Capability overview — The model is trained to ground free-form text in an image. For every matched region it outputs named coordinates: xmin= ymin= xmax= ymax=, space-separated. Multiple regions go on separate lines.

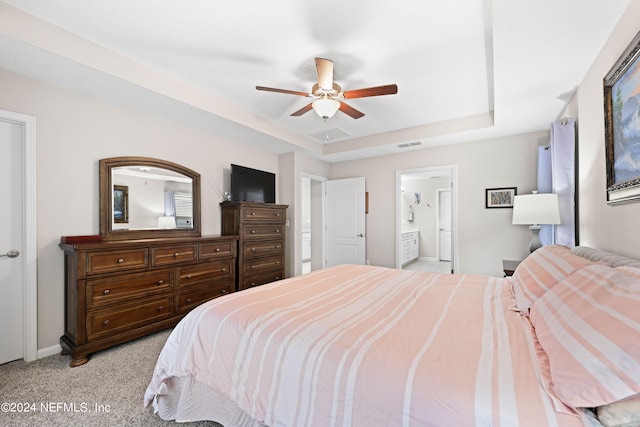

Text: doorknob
xmin=356 ymin=233 xmax=364 ymax=237
xmin=0 ymin=249 xmax=20 ymax=258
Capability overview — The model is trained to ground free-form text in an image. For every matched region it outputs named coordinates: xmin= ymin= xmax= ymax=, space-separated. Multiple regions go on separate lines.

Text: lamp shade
xmin=157 ymin=216 xmax=176 ymax=229
xmin=512 ymin=193 xmax=560 ymax=225
xmin=312 ymin=98 xmax=340 ymax=119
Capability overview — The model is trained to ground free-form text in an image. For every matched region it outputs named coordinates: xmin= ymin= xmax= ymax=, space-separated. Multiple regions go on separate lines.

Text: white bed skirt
xmin=148 ymin=375 xmax=263 ymax=427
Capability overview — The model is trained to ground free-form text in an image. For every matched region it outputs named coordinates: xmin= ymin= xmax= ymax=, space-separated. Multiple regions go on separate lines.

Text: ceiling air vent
xmin=397 ymin=141 xmax=422 ymax=148
xmin=310 ymin=128 xmax=350 ymax=143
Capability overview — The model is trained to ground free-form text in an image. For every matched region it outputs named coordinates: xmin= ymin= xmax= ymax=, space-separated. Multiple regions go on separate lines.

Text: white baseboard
xmin=37 ymin=344 xmax=62 ymax=359
xmin=420 ymin=256 xmax=438 ymax=262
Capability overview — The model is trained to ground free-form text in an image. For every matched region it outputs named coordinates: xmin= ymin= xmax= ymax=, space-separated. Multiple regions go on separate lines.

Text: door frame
xmin=1 ymin=109 xmax=37 ymax=362
xmin=297 ymin=172 xmax=327 ymax=276
xmin=395 ymin=165 xmax=458 ymax=272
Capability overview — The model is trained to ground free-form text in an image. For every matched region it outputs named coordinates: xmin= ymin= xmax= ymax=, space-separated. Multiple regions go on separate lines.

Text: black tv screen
xmin=230 ymin=164 xmax=276 ymax=203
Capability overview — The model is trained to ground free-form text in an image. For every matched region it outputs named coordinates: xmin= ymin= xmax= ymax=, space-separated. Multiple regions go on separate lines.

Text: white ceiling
xmin=0 ymin=0 xmax=632 ymax=162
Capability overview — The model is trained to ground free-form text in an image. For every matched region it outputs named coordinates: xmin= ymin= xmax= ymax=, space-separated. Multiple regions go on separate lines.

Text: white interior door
xmin=1 ymin=118 xmax=24 ymax=364
xmin=325 ymin=177 xmax=366 ymax=266
xmin=438 ymin=189 xmax=452 ymax=262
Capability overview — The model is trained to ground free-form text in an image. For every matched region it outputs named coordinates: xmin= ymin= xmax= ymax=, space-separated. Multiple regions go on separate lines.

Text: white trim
xmin=395 ymin=165 xmax=459 ymax=273
xmin=297 ymin=172 xmax=327 ymax=276
xmin=0 ymin=109 xmax=37 ymax=362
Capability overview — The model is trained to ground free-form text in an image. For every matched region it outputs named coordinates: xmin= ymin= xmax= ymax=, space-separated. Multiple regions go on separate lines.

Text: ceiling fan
xmin=256 ymin=58 xmax=398 ymax=120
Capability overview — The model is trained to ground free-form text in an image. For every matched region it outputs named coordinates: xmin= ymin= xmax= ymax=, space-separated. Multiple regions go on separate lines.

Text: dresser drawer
xmin=176 ymin=282 xmax=230 ymax=314
xmin=152 ymin=245 xmax=197 ymax=266
xmin=243 ymin=255 xmax=283 ymax=276
xmin=241 ymin=224 xmax=284 ymax=240
xmin=177 ymin=260 xmax=232 ymax=287
xmin=86 ymin=297 xmax=173 ymax=341
xmin=87 ymin=249 xmax=149 ymax=274
xmin=200 ymin=241 xmax=234 ymax=259
xmin=241 ymin=205 xmax=286 ymax=222
xmin=85 ymin=270 xmax=173 ymax=308
xmin=242 ymin=270 xmax=284 ymax=289
xmin=243 ymin=240 xmax=284 ymax=259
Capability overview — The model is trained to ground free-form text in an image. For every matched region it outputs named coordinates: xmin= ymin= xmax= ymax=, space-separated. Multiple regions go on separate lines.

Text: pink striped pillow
xmin=511 ymin=245 xmax=596 ymax=314
xmin=530 ymin=264 xmax=640 ymax=408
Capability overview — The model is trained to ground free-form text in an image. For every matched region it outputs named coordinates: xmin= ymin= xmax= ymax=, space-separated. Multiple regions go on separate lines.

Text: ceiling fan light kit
xmin=312 ymin=98 xmax=340 ymax=119
xmin=256 ymin=57 xmax=397 ymax=121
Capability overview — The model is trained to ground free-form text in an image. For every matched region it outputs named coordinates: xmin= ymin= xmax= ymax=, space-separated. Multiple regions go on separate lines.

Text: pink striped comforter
xmin=145 ymin=264 xmax=587 ymax=427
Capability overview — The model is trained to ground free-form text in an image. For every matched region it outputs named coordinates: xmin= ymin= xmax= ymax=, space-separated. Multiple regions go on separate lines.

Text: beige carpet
xmin=0 ymin=329 xmax=221 ymax=426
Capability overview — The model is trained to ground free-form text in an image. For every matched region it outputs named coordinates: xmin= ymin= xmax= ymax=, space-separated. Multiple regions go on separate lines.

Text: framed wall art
xmin=485 ymin=187 xmax=517 ymax=208
xmin=604 ymin=30 xmax=640 ymax=205
xmin=113 ymin=185 xmax=129 ymax=223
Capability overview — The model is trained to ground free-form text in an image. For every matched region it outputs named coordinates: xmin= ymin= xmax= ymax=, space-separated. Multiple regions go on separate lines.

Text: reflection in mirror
xmin=99 ymin=157 xmax=201 ymax=241
xmin=111 ymin=166 xmax=193 ymax=230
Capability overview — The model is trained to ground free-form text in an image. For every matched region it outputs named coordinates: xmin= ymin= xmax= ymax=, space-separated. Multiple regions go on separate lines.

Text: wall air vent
xmin=397 ymin=141 xmax=422 ymax=148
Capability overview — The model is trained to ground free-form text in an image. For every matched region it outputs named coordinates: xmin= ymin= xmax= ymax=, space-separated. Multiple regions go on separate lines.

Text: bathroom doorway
xmin=396 ymin=165 xmax=458 ymax=273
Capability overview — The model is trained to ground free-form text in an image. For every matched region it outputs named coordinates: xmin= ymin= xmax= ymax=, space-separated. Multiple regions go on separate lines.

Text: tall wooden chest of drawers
xmin=59 ymin=235 xmax=237 ymax=367
xmin=220 ymin=202 xmax=288 ymax=291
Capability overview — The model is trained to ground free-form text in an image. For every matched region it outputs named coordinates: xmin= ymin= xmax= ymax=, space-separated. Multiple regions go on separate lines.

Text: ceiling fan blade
xmin=256 ymin=86 xmax=309 ymax=97
xmin=343 ymin=84 xmax=398 ymax=99
xmin=291 ymin=103 xmax=314 ymax=116
xmin=315 ymin=58 xmax=334 ymax=91
xmin=339 ymin=102 xmax=365 ymax=119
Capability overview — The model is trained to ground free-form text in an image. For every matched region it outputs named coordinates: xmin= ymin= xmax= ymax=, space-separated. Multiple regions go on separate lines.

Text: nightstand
xmin=502 ymin=260 xmax=521 ymax=277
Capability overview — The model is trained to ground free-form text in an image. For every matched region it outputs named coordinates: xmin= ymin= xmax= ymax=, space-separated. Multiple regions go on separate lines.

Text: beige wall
xmin=572 ymin=0 xmax=640 ymax=259
xmin=330 ymin=131 xmax=548 ymax=275
xmin=0 ymin=70 xmax=282 ymax=351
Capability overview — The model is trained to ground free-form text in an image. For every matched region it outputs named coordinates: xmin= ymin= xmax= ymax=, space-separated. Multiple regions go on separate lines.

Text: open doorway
xmin=300 ymin=174 xmax=325 ymax=275
xmin=395 ymin=165 xmax=458 ymax=273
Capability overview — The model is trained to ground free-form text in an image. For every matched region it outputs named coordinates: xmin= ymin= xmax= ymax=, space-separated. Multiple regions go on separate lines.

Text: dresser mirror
xmin=99 ymin=156 xmax=201 ymax=240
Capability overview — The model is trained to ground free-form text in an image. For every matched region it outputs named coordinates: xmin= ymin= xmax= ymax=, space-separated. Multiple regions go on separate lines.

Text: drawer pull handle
xmin=251 ymin=265 xmax=255 ymax=269
xmin=103 ymin=289 xmax=110 ymax=295
xmin=215 ymin=247 xmax=221 ymax=252
xmin=221 ymin=289 xmax=228 ymax=294
xmin=276 ymin=213 xmax=280 ymax=217
xmin=275 ymin=245 xmax=281 ymax=249
xmin=251 ymin=212 xmax=256 ymax=216
xmin=275 ymin=276 xmax=281 ymax=280
xmin=251 ymin=282 xmax=256 ymax=287
xmin=186 ymin=274 xmax=192 ymax=279
xmin=174 ymin=252 xmax=180 ymax=257
xmin=157 ymin=280 xmax=164 ymax=285
xmin=276 ymin=261 xmax=280 ymax=264
xmin=275 ymin=229 xmax=280 ymax=233
xmin=117 ymin=258 xmax=124 ymax=263
xmin=251 ymin=230 xmax=256 ymax=234
xmin=221 ymin=267 xmax=227 ymax=272
xmin=158 ymin=306 xmax=164 ymax=311
xmin=250 ymin=248 xmax=256 ymax=252
xmin=186 ymin=298 xmax=192 ymax=304
xmin=103 ymin=319 xmax=110 ymax=326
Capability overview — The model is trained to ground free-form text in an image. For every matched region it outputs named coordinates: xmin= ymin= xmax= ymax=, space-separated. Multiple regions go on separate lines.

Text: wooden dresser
xmin=220 ymin=202 xmax=288 ymax=291
xmin=59 ymin=235 xmax=237 ymax=367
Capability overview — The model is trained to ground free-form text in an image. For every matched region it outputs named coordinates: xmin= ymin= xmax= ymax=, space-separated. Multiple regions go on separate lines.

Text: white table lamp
xmin=512 ymin=192 xmax=560 ymax=252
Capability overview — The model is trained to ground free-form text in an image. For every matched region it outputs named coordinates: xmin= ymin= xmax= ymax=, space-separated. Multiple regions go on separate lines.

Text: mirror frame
xmin=99 ymin=156 xmax=201 ymax=241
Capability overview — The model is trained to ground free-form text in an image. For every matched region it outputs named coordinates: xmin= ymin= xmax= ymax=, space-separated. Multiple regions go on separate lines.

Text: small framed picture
xmin=485 ymin=187 xmax=517 ymax=208
xmin=113 ymin=185 xmax=129 ymax=223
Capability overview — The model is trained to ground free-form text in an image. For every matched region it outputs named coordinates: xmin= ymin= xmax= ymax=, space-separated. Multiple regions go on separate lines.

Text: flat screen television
xmin=230 ymin=164 xmax=276 ymax=203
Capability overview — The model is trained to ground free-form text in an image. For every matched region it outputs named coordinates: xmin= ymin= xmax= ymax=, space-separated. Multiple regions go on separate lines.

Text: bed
xmin=144 ymin=245 xmax=640 ymax=427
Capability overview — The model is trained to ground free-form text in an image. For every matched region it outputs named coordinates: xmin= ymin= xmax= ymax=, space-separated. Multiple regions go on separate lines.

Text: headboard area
xmin=571 ymin=246 xmax=640 ymax=269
